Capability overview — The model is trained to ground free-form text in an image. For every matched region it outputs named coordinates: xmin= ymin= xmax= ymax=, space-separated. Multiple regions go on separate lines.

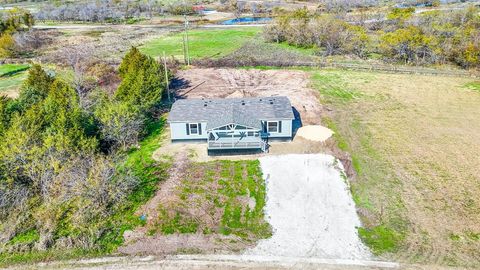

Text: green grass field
xmin=0 ymin=64 xmax=29 ymax=76
xmin=0 ymin=73 xmax=27 ymax=97
xmin=140 ymin=28 xmax=262 ymax=60
xmin=0 ymin=64 xmax=30 ymax=97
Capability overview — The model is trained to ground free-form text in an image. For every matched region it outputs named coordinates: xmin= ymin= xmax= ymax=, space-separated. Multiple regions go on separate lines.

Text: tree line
xmin=264 ymin=5 xmax=480 ymax=68
xmin=34 ymin=0 xmax=203 ymax=23
xmin=0 ymin=47 xmax=168 ymax=254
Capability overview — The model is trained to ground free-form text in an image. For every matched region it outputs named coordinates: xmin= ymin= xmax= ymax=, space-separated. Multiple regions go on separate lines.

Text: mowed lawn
xmin=0 ymin=73 xmax=27 ymax=98
xmin=312 ymin=70 xmax=480 ymax=266
xmin=0 ymin=64 xmax=29 ymax=76
xmin=140 ymin=28 xmax=261 ymax=60
xmin=0 ymin=64 xmax=30 ymax=98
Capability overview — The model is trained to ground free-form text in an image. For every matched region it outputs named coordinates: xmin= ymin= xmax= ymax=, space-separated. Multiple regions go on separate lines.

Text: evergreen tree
xmin=40 ymin=80 xmax=97 ymax=154
xmin=0 ymin=68 xmax=97 ymax=189
xmin=95 ymin=99 xmax=144 ymax=150
xmin=118 ymin=47 xmax=146 ymax=78
xmin=115 ymin=47 xmax=165 ymax=111
xmin=16 ymin=64 xmax=55 ymax=112
xmin=0 ymin=96 xmax=12 ymax=137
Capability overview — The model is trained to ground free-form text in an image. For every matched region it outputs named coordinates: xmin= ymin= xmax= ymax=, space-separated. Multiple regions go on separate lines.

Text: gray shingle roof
xmin=168 ymin=96 xmax=294 ymax=130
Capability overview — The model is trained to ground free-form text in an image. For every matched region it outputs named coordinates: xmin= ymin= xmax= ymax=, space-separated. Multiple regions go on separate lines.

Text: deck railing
xmin=208 ymin=140 xmax=263 ymax=149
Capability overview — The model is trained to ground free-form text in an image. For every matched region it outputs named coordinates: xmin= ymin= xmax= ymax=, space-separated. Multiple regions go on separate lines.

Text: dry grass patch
xmin=312 ymin=69 xmax=480 ymax=267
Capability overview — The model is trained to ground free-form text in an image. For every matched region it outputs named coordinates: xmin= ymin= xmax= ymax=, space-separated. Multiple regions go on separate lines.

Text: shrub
xmin=0 ymin=33 xmax=15 ymax=58
xmin=95 ymin=100 xmax=145 ymax=151
xmin=380 ymin=26 xmax=439 ymax=64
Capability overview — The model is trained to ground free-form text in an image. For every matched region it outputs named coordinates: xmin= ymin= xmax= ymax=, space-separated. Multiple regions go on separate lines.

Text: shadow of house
xmin=292 ymin=106 xmax=303 ymax=138
xmin=169 ymin=77 xmax=191 ymax=99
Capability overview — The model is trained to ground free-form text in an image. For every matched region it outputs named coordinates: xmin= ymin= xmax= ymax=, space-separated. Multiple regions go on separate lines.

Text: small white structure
xmin=167 ymin=96 xmax=295 ymax=153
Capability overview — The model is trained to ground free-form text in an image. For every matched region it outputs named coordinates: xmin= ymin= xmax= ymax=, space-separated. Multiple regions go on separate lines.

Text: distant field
xmin=0 ymin=73 xmax=26 ymax=98
xmin=311 ymin=69 xmax=480 ymax=266
xmin=0 ymin=64 xmax=29 ymax=77
xmin=140 ymin=28 xmax=261 ymax=60
xmin=0 ymin=64 xmax=29 ymax=98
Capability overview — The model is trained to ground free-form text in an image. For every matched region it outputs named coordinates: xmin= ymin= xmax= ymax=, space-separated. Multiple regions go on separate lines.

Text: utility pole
xmin=162 ymin=51 xmax=171 ymax=103
xmin=182 ymin=33 xmax=187 ymax=65
xmin=183 ymin=0 xmax=191 ymax=66
xmin=184 ymin=15 xmax=191 ymax=66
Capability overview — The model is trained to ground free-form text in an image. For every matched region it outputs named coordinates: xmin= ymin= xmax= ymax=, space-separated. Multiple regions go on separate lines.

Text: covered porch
xmin=207 ymin=124 xmax=267 ymax=152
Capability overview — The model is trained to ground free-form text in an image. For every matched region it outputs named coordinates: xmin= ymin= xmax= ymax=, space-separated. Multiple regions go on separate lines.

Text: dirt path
xmin=119 ymin=152 xmax=191 ymax=251
xmin=137 ymin=152 xmax=189 ymax=229
xmin=14 ymin=255 xmax=401 ymax=270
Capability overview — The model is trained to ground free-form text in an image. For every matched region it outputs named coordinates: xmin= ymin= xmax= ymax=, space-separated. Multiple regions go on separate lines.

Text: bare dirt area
xmin=0 ymin=88 xmax=19 ymax=99
xmin=174 ymin=67 xmax=324 ymax=125
xmin=119 ymin=233 xmax=249 ymax=256
xmin=133 ymin=152 xmax=189 ymax=231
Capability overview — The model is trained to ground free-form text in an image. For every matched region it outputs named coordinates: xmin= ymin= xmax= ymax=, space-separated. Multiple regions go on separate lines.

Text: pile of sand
xmin=295 ymin=125 xmax=334 ymax=142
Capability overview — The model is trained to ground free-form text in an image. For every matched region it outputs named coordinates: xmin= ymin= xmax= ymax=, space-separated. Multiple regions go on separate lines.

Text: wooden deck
xmin=207 ymin=137 xmax=266 ymax=151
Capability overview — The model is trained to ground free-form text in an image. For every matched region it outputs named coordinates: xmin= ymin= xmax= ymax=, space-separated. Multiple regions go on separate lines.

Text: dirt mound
xmin=295 ymin=125 xmax=334 ymax=142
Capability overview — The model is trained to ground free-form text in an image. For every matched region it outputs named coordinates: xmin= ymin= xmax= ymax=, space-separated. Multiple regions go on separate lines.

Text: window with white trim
xmin=267 ymin=121 xmax=279 ymax=133
xmin=189 ymin=123 xmax=199 ymax=135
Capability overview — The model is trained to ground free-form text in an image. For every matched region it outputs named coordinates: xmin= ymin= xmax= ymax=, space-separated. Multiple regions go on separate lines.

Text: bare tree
xmin=13 ymin=30 xmax=51 ymax=52
xmin=57 ymin=44 xmax=97 ymax=104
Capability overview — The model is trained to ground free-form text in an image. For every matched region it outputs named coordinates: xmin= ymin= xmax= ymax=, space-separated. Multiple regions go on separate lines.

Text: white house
xmin=167 ymin=96 xmax=295 ymax=153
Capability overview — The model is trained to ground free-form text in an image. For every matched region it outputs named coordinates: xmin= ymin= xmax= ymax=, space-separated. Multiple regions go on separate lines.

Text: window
xmin=267 ymin=121 xmax=279 ymax=133
xmin=247 ymin=131 xmax=254 ymax=136
xmin=189 ymin=123 xmax=199 ymax=135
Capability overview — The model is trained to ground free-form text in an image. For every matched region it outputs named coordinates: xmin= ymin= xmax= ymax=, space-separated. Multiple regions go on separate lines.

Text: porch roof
xmin=168 ymin=96 xmax=294 ymax=130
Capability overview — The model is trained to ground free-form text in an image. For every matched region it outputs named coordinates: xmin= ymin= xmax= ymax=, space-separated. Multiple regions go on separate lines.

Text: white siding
xmin=170 ymin=122 xmax=208 ymax=140
xmin=267 ymin=119 xmax=292 ymax=138
xmin=170 ymin=119 xmax=293 ymax=141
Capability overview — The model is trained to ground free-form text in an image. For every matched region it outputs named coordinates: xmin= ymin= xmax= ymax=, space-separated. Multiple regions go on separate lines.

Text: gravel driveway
xmin=247 ymin=154 xmax=371 ymax=260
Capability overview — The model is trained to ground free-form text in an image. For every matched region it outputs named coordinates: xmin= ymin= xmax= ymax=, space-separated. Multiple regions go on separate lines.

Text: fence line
xmin=198 ymin=58 xmax=478 ymax=78
xmin=2 ymin=58 xmax=477 ymax=78
xmin=319 ymin=62 xmax=477 ymax=78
